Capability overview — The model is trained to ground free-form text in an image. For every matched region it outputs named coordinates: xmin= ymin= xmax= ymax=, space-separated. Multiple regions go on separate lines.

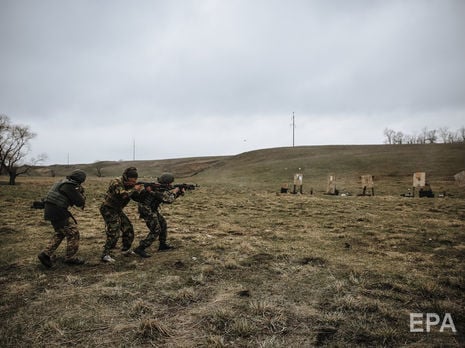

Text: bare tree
xmin=0 ymin=115 xmax=10 ymax=169
xmin=96 ymin=167 xmax=103 ymax=177
xmin=383 ymin=125 xmax=464 ymax=145
xmin=383 ymin=128 xmax=395 ymax=144
xmin=438 ymin=127 xmax=450 ymax=143
xmin=0 ymin=115 xmax=46 ymax=185
xmin=393 ymin=131 xmax=404 ymax=144
xmin=0 ymin=115 xmax=13 ymax=174
xmin=425 ymin=129 xmax=438 ymax=144
xmin=416 ymin=127 xmax=428 ymax=144
xmin=403 ymin=133 xmax=417 ymax=144
xmin=458 ymin=126 xmax=465 ymax=143
xmin=447 ymin=132 xmax=457 ymax=143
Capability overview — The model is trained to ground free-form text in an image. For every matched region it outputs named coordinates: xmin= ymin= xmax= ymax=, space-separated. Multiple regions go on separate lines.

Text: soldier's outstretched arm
xmin=60 ymin=183 xmax=86 ymax=208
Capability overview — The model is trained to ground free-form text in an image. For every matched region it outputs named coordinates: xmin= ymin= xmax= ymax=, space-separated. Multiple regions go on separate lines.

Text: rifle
xmin=137 ymin=182 xmax=198 ymax=192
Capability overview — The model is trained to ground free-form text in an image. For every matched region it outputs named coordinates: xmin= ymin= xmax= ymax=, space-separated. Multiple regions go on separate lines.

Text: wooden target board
xmin=361 ymin=175 xmax=374 ymax=189
xmin=454 ymin=171 xmax=465 ymax=187
xmin=294 ymin=173 xmax=303 ymax=186
xmin=413 ymin=172 xmax=426 ymax=188
xmin=327 ymin=174 xmax=337 ymax=194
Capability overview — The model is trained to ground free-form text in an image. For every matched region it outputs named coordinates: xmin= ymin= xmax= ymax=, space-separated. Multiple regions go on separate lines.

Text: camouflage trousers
xmin=43 ymin=218 xmax=80 ymax=260
xmin=100 ymin=204 xmax=134 ymax=256
xmin=138 ymin=210 xmax=168 ymax=249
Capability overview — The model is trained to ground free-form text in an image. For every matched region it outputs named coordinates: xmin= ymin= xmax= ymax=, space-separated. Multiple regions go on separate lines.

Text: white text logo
xmin=410 ymin=313 xmax=457 ymax=333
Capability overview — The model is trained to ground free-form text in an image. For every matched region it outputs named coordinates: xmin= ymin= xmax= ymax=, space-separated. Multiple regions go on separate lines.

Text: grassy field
xmin=1 ymin=144 xmax=464 ymax=347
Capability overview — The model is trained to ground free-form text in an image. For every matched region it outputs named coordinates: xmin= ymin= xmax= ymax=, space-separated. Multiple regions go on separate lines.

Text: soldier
xmin=38 ymin=169 xmax=87 ymax=268
xmin=100 ymin=167 xmax=143 ymax=263
xmin=134 ymin=173 xmax=184 ymax=258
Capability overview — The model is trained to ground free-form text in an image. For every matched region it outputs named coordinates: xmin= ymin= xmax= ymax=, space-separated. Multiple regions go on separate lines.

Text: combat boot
xmin=158 ymin=243 xmax=174 ymax=252
xmin=121 ymin=246 xmax=136 ymax=256
xmin=38 ymin=252 xmax=53 ymax=268
xmin=64 ymin=257 xmax=85 ymax=265
xmin=134 ymin=247 xmax=151 ymax=258
xmin=102 ymin=254 xmax=116 ymax=263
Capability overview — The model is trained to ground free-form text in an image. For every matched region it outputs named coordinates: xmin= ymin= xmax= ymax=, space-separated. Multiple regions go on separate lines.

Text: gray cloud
xmin=1 ymin=0 xmax=464 ymax=164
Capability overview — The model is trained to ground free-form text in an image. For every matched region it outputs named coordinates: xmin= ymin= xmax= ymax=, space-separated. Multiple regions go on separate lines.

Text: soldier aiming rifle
xmin=133 ymin=173 xmax=196 ymax=258
xmin=100 ymin=167 xmax=144 ymax=263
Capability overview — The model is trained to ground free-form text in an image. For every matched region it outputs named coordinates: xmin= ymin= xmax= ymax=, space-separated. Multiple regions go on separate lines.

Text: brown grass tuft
xmin=138 ymin=319 xmax=172 ymax=339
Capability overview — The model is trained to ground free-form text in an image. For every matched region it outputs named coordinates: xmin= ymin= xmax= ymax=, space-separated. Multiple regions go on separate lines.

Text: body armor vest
xmin=45 ymin=179 xmax=75 ymax=209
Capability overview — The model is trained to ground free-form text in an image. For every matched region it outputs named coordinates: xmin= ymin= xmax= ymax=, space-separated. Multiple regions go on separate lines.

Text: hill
xmin=31 ymin=156 xmax=230 ymax=179
xmin=195 ymin=143 xmax=465 ymax=195
xmin=29 ymin=143 xmax=465 ymax=195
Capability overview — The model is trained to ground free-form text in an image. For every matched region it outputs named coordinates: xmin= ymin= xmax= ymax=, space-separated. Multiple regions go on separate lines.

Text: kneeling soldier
xmin=38 ymin=169 xmax=87 ymax=267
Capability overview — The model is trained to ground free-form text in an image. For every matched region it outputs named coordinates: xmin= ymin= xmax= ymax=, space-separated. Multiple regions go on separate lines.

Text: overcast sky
xmin=1 ymin=0 xmax=464 ymax=164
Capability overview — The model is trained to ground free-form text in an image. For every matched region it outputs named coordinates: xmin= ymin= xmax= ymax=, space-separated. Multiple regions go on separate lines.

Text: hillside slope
xmin=31 ymin=156 xmax=229 ymax=179
xmin=28 ymin=144 xmax=464 ymax=195
xmin=194 ymin=144 xmax=465 ymax=194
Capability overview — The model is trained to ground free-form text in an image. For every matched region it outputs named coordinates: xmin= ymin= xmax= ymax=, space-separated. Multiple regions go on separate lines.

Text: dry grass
xmin=1 ymin=144 xmax=464 ymax=347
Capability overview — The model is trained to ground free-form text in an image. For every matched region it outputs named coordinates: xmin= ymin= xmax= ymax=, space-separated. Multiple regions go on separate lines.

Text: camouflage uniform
xmin=135 ymin=189 xmax=179 ymax=254
xmin=100 ymin=176 xmax=140 ymax=258
xmin=43 ymin=219 xmax=80 ymax=260
xmin=38 ymin=170 xmax=86 ymax=267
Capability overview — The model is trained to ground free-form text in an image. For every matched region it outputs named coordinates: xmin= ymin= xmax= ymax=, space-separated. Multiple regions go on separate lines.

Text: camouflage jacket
xmin=102 ymin=177 xmax=140 ymax=210
xmin=137 ymin=189 xmax=178 ymax=217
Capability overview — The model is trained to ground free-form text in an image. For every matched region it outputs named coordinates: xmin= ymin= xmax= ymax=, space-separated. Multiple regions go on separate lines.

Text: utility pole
xmin=132 ymin=138 xmax=136 ymax=161
xmin=292 ymin=112 xmax=295 ymax=147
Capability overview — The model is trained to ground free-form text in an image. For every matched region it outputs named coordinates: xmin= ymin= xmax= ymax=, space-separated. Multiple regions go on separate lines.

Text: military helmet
xmin=157 ymin=173 xmax=174 ymax=185
xmin=68 ymin=169 xmax=86 ymax=184
xmin=123 ymin=167 xmax=138 ymax=180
